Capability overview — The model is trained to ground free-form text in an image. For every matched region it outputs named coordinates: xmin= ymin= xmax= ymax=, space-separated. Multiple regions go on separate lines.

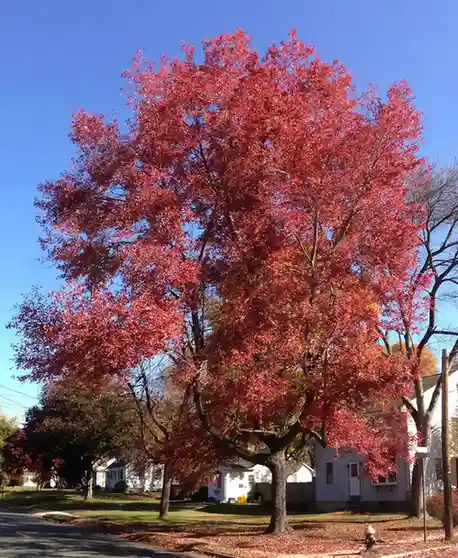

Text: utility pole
xmin=442 ymin=348 xmax=453 ymax=541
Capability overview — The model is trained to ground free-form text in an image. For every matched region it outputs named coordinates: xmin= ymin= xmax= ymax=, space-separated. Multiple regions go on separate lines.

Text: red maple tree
xmin=11 ymin=30 xmax=426 ymax=533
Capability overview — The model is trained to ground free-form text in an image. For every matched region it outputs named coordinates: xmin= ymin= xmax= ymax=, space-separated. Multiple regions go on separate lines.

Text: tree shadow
xmin=198 ymin=503 xmax=270 ymax=515
xmin=0 ymin=491 xmax=195 ymax=513
xmin=198 ymin=502 xmax=316 ymax=516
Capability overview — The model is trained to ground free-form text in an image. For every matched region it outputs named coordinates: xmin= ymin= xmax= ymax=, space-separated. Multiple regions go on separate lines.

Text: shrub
xmin=426 ymin=490 xmax=458 ymax=524
xmin=190 ymin=485 xmax=208 ymax=502
xmin=8 ymin=475 xmax=23 ymax=487
xmin=113 ymin=480 xmax=128 ymax=493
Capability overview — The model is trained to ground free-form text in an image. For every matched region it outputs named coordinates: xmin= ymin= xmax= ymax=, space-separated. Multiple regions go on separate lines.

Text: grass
xmin=77 ymin=507 xmax=408 ymax=526
xmin=2 ymin=489 xmax=448 ymax=557
xmin=0 ymin=488 xmax=160 ymax=511
xmin=0 ymin=488 xmax=406 ymax=523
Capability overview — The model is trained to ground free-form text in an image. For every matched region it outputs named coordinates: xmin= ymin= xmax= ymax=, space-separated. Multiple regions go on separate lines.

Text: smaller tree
xmin=391 ymin=342 xmax=438 ymax=378
xmin=0 ymin=414 xmax=17 ymax=450
xmin=128 ymin=362 xmax=225 ymax=519
xmin=2 ymin=429 xmax=28 ymax=486
xmin=0 ymin=414 xmax=19 ymax=485
xmin=24 ymin=380 xmax=139 ymax=499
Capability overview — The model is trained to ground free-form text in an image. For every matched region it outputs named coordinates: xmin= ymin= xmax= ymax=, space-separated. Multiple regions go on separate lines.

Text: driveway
xmin=0 ymin=512 xmax=190 ymax=557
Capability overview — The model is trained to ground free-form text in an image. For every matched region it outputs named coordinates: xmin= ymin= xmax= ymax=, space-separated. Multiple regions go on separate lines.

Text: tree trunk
xmin=159 ymin=463 xmax=172 ymax=520
xmin=411 ymin=416 xmax=430 ymax=518
xmin=266 ymin=452 xmax=293 ymax=534
xmin=84 ymin=470 xmax=93 ymax=501
xmin=411 ymin=460 xmax=422 ymax=518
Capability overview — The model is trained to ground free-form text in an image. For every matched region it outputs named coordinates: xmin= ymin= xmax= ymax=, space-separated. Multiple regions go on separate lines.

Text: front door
xmin=349 ymin=462 xmax=361 ymax=498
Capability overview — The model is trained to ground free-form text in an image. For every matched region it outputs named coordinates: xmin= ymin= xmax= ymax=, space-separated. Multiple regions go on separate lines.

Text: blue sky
xmin=1 ymin=0 xmax=458 ymax=421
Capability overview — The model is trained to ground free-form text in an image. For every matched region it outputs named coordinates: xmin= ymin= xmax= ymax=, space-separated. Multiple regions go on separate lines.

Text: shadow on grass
xmin=198 ymin=502 xmax=321 ymax=516
xmin=0 ymin=490 xmax=194 ymax=513
xmin=198 ymin=503 xmax=270 ymax=516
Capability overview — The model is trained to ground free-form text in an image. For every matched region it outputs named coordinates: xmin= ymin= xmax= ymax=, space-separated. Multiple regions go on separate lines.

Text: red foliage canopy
xmin=11 ymin=30 xmax=424 ymax=487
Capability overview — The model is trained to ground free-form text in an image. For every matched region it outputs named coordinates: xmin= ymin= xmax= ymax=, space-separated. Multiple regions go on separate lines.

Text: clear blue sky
xmin=1 ymin=0 xmax=458 ymax=421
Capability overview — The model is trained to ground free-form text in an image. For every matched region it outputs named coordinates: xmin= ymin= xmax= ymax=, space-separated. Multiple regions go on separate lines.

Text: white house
xmin=21 ymin=470 xmax=37 ymax=488
xmin=93 ymin=458 xmax=116 ymax=489
xmin=208 ymin=458 xmax=314 ymax=503
xmin=314 ymin=371 xmax=458 ymax=511
xmin=21 ymin=469 xmax=60 ymax=489
xmin=105 ymin=459 xmax=164 ymax=492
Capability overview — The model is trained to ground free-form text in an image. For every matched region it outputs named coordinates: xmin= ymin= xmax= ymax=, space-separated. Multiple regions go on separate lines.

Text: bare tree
xmin=380 ymin=165 xmax=458 ymax=516
xmin=127 ymin=360 xmax=218 ymax=521
xmin=127 ymin=361 xmax=175 ymax=520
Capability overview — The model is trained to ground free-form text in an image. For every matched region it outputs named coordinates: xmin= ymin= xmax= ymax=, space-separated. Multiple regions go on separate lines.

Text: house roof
xmin=107 ymin=459 xmax=126 ymax=470
xmin=420 ymin=373 xmax=441 ymax=392
xmin=93 ymin=457 xmax=116 ymax=471
xmin=406 ymin=370 xmax=457 ymax=402
xmin=228 ymin=458 xmax=314 ymax=472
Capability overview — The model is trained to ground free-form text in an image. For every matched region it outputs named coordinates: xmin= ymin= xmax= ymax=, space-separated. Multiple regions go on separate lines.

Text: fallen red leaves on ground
xmin=69 ymin=516 xmax=456 ymax=558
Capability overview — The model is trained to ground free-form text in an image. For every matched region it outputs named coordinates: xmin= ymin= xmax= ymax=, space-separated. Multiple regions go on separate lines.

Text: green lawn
xmin=0 ymin=488 xmax=159 ymax=511
xmin=4 ymin=490 xmax=442 ymax=557
xmin=0 ymin=488 xmax=409 ymax=527
xmin=1 ymin=488 xmax=412 ymax=525
xmin=78 ymin=506 xmax=408 ymax=526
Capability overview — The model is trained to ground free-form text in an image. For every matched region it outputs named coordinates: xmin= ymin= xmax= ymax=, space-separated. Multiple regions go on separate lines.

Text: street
xmin=0 ymin=512 xmax=187 ymax=557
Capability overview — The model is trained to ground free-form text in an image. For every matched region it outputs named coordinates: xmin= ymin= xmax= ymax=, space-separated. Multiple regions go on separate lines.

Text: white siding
xmin=314 ymin=446 xmax=410 ymax=507
xmin=314 ymin=370 xmax=458 ymax=509
xmin=94 ymin=470 xmax=106 ymax=488
xmin=406 ymin=372 xmax=458 ymax=496
xmin=208 ymin=462 xmax=313 ymax=502
xmin=22 ymin=471 xmax=37 ymax=488
xmin=106 ymin=463 xmax=164 ymax=492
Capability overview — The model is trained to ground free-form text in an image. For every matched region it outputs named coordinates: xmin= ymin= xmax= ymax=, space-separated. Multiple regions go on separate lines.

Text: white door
xmin=349 ymin=462 xmax=361 ymax=497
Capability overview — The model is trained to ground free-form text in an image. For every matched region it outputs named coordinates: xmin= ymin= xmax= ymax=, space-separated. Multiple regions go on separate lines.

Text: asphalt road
xmin=0 ymin=512 xmax=189 ymax=557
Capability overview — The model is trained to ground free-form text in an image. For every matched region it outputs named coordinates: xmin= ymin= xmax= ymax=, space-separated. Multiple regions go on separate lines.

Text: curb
xmin=32 ymin=511 xmax=76 ymax=518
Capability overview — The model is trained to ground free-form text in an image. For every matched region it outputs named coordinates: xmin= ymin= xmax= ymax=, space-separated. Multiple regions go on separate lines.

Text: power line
xmin=0 ymin=384 xmax=38 ymax=400
xmin=0 ymin=394 xmax=29 ymax=410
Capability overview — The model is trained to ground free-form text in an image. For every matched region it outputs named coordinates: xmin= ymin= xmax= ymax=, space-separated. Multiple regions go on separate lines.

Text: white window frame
xmin=435 ymin=458 xmax=443 ymax=481
xmin=371 ymin=471 xmax=397 ymax=486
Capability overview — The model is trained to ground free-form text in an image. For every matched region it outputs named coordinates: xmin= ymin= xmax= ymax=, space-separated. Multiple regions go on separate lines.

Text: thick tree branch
xmin=401 ymin=396 xmax=419 ymax=424
xmin=192 ymin=369 xmax=265 ymax=464
xmin=378 ymin=328 xmax=391 ymax=355
xmin=427 ymin=376 xmax=443 ymax=416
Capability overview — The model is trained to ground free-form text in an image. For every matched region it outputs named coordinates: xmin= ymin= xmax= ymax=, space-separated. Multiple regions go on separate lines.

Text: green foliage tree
xmin=0 ymin=413 xmax=17 ymax=458
xmin=24 ymin=379 xmax=139 ymax=499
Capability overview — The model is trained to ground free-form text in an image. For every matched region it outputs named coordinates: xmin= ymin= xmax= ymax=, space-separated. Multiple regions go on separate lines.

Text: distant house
xmin=207 ymin=458 xmax=314 ymax=504
xmin=21 ymin=470 xmax=37 ymax=488
xmin=93 ymin=458 xmax=116 ymax=489
xmin=20 ymin=469 xmax=59 ymax=489
xmin=105 ymin=459 xmax=164 ymax=492
xmin=314 ymin=371 xmax=458 ymax=512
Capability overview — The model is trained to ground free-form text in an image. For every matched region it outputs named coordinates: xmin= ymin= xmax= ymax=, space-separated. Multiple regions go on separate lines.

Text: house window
xmin=326 ymin=462 xmax=333 ymax=485
xmin=248 ymin=474 xmax=255 ymax=488
xmin=215 ymin=472 xmax=222 ymax=490
xmin=435 ymin=459 xmax=443 ymax=481
xmin=372 ymin=472 xmax=397 ymax=486
xmin=350 ymin=463 xmax=359 ymax=478
xmin=120 ymin=469 xmax=124 ymax=480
